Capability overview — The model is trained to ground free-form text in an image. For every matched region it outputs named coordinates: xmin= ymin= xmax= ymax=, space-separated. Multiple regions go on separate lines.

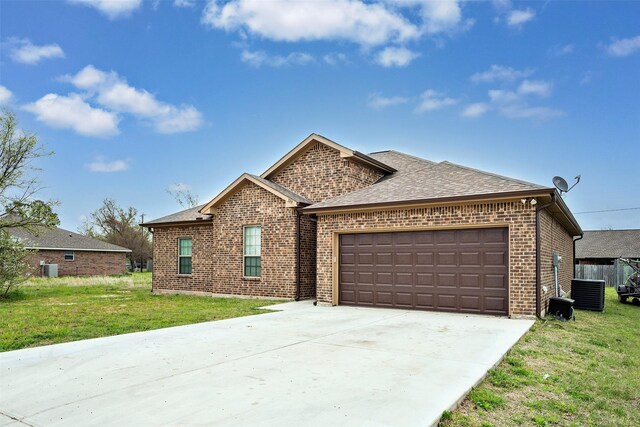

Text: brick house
xmin=143 ymin=134 xmax=582 ymax=317
xmin=11 ymin=226 xmax=131 ymax=276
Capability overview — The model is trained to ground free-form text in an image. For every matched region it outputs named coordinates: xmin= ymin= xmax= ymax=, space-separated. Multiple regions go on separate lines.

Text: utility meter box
xmin=553 ymin=252 xmax=562 ymax=267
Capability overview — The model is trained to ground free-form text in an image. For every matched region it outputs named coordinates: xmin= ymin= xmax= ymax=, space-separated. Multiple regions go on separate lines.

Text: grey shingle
xmin=306 ymin=151 xmax=548 ymax=211
xmin=576 ymin=230 xmax=640 ymax=259
xmin=10 ymin=227 xmax=131 ymax=252
xmin=143 ymin=204 xmax=212 ymax=226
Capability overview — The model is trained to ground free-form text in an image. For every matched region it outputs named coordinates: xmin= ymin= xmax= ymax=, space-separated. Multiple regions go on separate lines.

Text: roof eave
xmin=303 ymin=188 xmax=557 ymax=214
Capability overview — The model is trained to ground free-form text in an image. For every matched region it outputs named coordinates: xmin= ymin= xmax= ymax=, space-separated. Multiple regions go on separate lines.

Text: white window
xmin=243 ymin=226 xmax=261 ymax=277
xmin=178 ymin=238 xmax=192 ymax=275
xmin=64 ymin=251 xmax=74 ymax=261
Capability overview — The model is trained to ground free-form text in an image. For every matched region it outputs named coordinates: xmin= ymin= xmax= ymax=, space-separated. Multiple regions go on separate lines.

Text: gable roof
xmin=199 ymin=173 xmax=312 ymax=215
xmin=142 ymin=204 xmax=213 ymax=227
xmin=9 ymin=226 xmax=131 ymax=253
xmin=260 ymin=133 xmax=396 ymax=179
xmin=576 ymin=229 xmax=640 ymax=259
xmin=304 ymin=152 xmax=550 ymax=212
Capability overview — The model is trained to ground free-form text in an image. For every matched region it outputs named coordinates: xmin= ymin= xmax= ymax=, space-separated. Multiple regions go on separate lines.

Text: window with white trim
xmin=243 ymin=226 xmax=261 ymax=277
xmin=178 ymin=238 xmax=192 ymax=275
xmin=64 ymin=251 xmax=74 ymax=261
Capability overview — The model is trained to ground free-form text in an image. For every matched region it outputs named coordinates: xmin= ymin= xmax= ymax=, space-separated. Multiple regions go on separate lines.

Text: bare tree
xmin=167 ymin=183 xmax=199 ymax=209
xmin=0 ymin=109 xmax=58 ymax=231
xmin=0 ymin=109 xmax=58 ymax=296
xmin=81 ymin=199 xmax=152 ymax=270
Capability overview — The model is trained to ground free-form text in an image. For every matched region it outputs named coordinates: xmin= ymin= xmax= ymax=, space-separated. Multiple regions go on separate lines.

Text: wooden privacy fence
xmin=574 ymin=262 xmax=633 ymax=287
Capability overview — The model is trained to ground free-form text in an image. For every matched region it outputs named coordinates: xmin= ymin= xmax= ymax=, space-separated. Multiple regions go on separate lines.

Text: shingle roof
xmin=576 ymin=229 xmax=640 ymax=259
xmin=9 ymin=226 xmax=131 ymax=252
xmin=248 ymin=174 xmax=313 ymax=205
xmin=305 ymin=151 xmax=549 ymax=211
xmin=143 ymin=204 xmax=213 ymax=226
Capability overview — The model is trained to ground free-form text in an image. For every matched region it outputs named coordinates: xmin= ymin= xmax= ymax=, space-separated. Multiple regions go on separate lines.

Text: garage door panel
xmin=339 ymin=228 xmax=508 ymax=315
xmin=415 ymin=293 xmax=435 ymax=308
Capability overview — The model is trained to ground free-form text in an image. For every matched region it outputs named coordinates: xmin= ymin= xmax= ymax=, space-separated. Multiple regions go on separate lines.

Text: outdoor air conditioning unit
xmin=571 ymin=279 xmax=605 ymax=312
xmin=43 ymin=264 xmax=58 ymax=278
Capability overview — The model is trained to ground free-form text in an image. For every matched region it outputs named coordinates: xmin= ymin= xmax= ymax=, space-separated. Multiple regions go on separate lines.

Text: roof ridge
xmin=369 ymin=149 xmax=436 ymax=164
xmin=439 ymin=160 xmax=547 ymax=189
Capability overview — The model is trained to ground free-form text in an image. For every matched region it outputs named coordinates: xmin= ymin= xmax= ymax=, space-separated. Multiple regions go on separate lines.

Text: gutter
xmin=303 ymin=189 xmax=555 ymax=214
xmin=536 ymin=192 xmax=556 ymax=319
xmin=573 ymin=234 xmax=584 ymax=277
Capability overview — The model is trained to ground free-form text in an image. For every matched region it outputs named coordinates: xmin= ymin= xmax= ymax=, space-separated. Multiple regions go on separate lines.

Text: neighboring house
xmin=143 ymin=134 xmax=582 ymax=317
xmin=575 ymin=229 xmax=640 ymax=265
xmin=10 ymin=226 xmax=131 ymax=276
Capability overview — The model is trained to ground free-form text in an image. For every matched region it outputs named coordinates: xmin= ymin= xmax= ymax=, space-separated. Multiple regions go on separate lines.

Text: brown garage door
xmin=339 ymin=228 xmax=509 ymax=315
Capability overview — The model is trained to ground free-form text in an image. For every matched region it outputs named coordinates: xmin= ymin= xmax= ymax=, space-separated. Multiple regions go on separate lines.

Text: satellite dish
xmin=553 ymin=176 xmax=569 ymax=193
xmin=553 ymin=175 xmax=581 ymax=194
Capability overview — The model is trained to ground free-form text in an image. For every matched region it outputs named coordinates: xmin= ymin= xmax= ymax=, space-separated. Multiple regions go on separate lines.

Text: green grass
xmin=439 ymin=288 xmax=640 ymax=427
xmin=0 ymin=273 xmax=282 ymax=352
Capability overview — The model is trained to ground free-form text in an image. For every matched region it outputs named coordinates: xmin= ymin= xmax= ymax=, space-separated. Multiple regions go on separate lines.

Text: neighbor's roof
xmin=305 ymin=151 xmax=550 ymax=212
xmin=142 ymin=204 xmax=213 ymax=226
xmin=576 ymin=229 xmax=640 ymax=259
xmin=9 ymin=226 xmax=132 ymax=253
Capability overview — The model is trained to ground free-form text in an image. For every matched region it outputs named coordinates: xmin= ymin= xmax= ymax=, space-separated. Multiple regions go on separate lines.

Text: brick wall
xmin=539 ymin=209 xmax=574 ymax=314
xmin=315 ymin=201 xmax=539 ymax=317
xmin=30 ymin=250 xmax=127 ymax=276
xmin=270 ymin=143 xmax=384 ymax=203
xmin=299 ymin=214 xmax=317 ymax=299
xmin=152 ymin=224 xmax=214 ymax=292
xmin=208 ymin=181 xmax=298 ymax=298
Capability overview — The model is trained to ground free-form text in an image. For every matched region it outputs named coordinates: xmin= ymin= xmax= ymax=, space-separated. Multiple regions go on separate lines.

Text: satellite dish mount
xmin=552 ymin=175 xmax=581 ymax=195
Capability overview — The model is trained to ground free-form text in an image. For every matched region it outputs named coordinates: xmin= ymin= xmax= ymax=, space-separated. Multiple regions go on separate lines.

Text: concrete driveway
xmin=1 ymin=301 xmax=532 ymax=427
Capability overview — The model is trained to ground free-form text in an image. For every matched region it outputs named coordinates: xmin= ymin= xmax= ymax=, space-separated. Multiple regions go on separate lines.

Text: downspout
xmin=536 ymin=192 xmax=556 ymax=319
xmin=573 ymin=234 xmax=583 ymax=278
xmin=295 ymin=209 xmax=301 ymax=301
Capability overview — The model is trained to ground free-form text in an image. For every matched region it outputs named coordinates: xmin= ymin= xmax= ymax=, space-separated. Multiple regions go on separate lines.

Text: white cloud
xmin=580 ymin=71 xmax=593 ymax=85
xmin=63 ymin=65 xmax=203 ymax=133
xmin=415 ymin=89 xmax=457 ymax=113
xmin=202 ymin=0 xmax=421 ymax=46
xmin=8 ymin=38 xmax=65 ymax=65
xmin=548 ymin=44 xmax=574 ymax=57
xmin=488 ymin=88 xmax=563 ymax=120
xmin=0 ymin=86 xmax=13 ymax=105
xmin=23 ymin=93 xmax=119 ymax=137
xmin=606 ymin=35 xmax=640 ymax=57
xmin=85 ymin=157 xmax=129 ymax=172
xmin=391 ymin=0 xmax=464 ymax=34
xmin=323 ymin=52 xmax=348 ymax=65
xmin=470 ymin=64 xmax=533 ymax=83
xmin=518 ymin=80 xmax=552 ymax=97
xmin=375 ymin=46 xmax=419 ymax=67
xmin=461 ymin=102 xmax=489 ymax=118
xmin=506 ymin=8 xmax=535 ymax=27
xmin=63 ymin=64 xmax=114 ymax=89
xmin=241 ymin=50 xmax=314 ymax=67
xmin=174 ymin=0 xmax=195 ymax=7
xmin=367 ymin=92 xmax=408 ymax=109
xmin=67 ymin=0 xmax=142 ymax=19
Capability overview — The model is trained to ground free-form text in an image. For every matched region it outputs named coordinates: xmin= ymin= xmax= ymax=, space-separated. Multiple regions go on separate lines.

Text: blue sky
xmin=1 ymin=0 xmax=638 ymax=232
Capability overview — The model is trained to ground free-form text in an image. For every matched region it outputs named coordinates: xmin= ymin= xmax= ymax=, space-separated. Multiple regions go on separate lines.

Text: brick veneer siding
xmin=209 ymin=182 xmax=298 ymax=298
xmin=270 ymin=143 xmax=385 ymax=203
xmin=315 ymin=201 xmax=540 ymax=317
xmin=539 ymin=209 xmax=574 ymax=314
xmin=299 ymin=214 xmax=317 ymax=299
xmin=30 ymin=250 xmax=127 ymax=276
xmin=152 ymin=224 xmax=214 ymax=293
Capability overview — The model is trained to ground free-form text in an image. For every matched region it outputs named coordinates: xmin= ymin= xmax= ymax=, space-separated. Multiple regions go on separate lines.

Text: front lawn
xmin=0 ymin=273 xmax=282 ymax=352
xmin=440 ymin=288 xmax=640 ymax=426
